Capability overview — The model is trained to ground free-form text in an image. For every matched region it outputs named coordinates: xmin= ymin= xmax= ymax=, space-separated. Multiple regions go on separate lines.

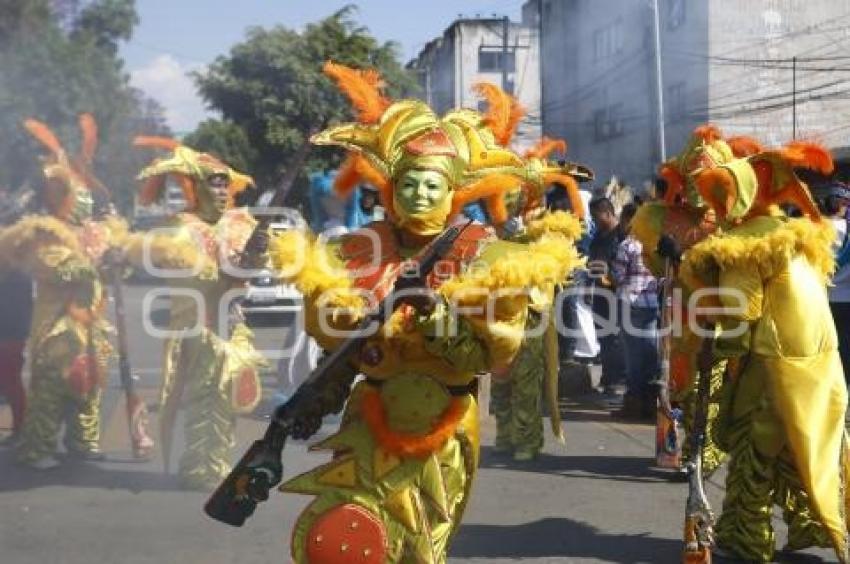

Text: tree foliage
xmin=182 ymin=119 xmax=258 ymax=176
xmin=0 ymin=0 xmax=170 ymax=213
xmin=193 ymin=5 xmax=416 ymax=207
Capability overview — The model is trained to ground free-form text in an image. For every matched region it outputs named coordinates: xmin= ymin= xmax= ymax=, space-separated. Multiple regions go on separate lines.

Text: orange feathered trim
xmin=524 ymin=137 xmax=567 ymax=159
xmin=333 ymin=152 xmax=392 ymax=207
xmin=78 ymin=113 xmax=98 ymax=164
xmin=751 ymin=157 xmax=821 ymax=221
xmin=669 ymin=352 xmax=692 ymax=394
xmin=727 ymin=136 xmax=763 ymax=158
xmin=323 ymin=61 xmax=390 ymax=125
xmin=660 ymin=163 xmax=685 ymax=204
xmin=781 ymin=141 xmax=834 ymax=174
xmin=450 ymin=173 xmax=522 ymax=225
xmin=360 ymin=387 xmax=466 ymax=459
xmin=23 ymin=119 xmax=64 ymax=155
xmin=473 ymin=82 xmax=525 ymax=146
xmin=133 ymin=135 xmax=180 ymax=151
xmin=543 ymin=172 xmax=585 ymax=220
xmin=694 ymin=167 xmax=737 ymax=221
xmin=693 ymin=124 xmax=722 ymax=143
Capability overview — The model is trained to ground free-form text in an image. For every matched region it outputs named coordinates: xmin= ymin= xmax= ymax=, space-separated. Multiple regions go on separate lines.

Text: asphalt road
xmin=0 ymin=284 xmax=837 ymax=563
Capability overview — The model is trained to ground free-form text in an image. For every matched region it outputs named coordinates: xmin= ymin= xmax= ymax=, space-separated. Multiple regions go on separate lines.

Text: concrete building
xmin=407 ymin=14 xmax=542 ymax=152
xmin=535 ymin=0 xmax=850 ymax=190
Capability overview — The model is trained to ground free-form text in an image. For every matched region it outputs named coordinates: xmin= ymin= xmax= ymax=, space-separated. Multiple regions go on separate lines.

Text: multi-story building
xmin=535 ymin=0 xmax=850 ymax=190
xmin=407 ymin=14 xmax=542 ymax=152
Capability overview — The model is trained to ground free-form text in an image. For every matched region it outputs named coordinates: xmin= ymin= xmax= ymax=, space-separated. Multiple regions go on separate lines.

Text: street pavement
xmin=0 ymin=284 xmax=837 ymax=563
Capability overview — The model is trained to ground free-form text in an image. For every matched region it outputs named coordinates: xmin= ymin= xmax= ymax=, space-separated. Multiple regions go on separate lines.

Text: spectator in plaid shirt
xmin=611 ymin=202 xmax=660 ymax=419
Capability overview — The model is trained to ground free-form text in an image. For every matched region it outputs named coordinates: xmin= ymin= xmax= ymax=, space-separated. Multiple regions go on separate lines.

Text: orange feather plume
xmin=694 ymin=168 xmax=737 ymax=221
xmin=781 ymin=141 xmax=834 ymax=174
xmin=727 ymin=136 xmax=764 ymax=158
xmin=693 ymin=124 xmax=722 ymax=143
xmin=78 ymin=113 xmax=98 ymax=163
xmin=473 ymin=82 xmax=525 ymax=146
xmin=450 ymin=173 xmax=522 ymax=225
xmin=23 ymin=119 xmax=64 ymax=156
xmin=323 ymin=61 xmax=390 ymax=124
xmin=543 ymin=173 xmax=585 ymax=220
xmin=333 ymin=153 xmax=362 ymax=199
xmin=660 ymin=163 xmax=685 ymax=204
xmin=333 ymin=152 xmax=392 ymax=215
xmin=133 ymin=135 xmax=181 ymax=151
xmin=524 ymin=137 xmax=567 ymax=159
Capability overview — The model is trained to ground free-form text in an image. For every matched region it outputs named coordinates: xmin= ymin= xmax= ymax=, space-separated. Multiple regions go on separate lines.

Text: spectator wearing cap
xmin=823 ymin=183 xmax=850 ymax=386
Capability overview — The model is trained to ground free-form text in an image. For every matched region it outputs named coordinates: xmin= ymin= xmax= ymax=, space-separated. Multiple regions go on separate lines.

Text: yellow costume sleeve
xmin=121 ymin=221 xmax=218 ymax=279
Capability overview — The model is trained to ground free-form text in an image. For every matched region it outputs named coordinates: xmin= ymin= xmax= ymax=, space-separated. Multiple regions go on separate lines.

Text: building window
xmin=478 ymin=49 xmax=516 ymax=73
xmin=668 ymin=82 xmax=686 ymax=120
xmin=593 ymin=18 xmax=624 ymax=61
xmin=667 ymin=0 xmax=685 ymax=30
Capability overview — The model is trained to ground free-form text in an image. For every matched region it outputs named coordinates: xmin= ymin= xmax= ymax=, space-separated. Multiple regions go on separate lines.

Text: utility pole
xmin=538 ymin=0 xmax=546 ymax=133
xmin=792 ymin=56 xmax=797 ymax=139
xmin=651 ymin=0 xmax=667 ymax=162
xmin=502 ymin=16 xmax=510 ymax=93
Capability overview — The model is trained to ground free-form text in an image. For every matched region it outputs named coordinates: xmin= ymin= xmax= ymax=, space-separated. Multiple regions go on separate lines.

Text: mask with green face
xmin=392 ymin=168 xmax=453 ymax=235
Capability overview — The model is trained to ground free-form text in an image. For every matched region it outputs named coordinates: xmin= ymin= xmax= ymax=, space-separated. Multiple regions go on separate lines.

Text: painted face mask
xmin=392 ymin=168 xmax=452 ymax=236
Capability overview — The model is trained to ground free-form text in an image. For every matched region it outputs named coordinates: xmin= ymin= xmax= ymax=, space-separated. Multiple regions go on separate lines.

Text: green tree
xmin=0 ymin=0 xmax=169 ymax=213
xmin=182 ymin=119 xmax=258 ymax=177
xmin=193 ymin=5 xmax=415 ymax=207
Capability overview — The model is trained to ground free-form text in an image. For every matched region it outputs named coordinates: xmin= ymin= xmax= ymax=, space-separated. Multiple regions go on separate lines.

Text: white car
xmin=242 ymin=209 xmax=307 ymax=318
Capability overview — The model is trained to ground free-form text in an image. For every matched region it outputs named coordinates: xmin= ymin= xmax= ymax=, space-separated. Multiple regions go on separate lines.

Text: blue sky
xmin=122 ymin=1 xmax=524 ymax=132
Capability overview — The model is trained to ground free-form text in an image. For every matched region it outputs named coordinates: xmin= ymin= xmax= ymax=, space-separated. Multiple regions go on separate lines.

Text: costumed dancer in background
xmin=475 ymin=96 xmax=591 ymax=461
xmin=0 ymin=116 xmax=126 ymax=468
xmin=631 ymin=125 xmax=747 ymax=474
xmin=127 ymin=138 xmax=265 ymax=490
xmin=639 ymin=126 xmax=849 ymax=561
xmin=265 ymin=62 xmax=584 ymax=563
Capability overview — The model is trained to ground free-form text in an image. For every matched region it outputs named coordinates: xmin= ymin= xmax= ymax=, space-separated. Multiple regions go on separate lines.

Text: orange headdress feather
xmin=78 ymin=113 xmax=98 ymax=164
xmin=473 ymin=82 xmax=525 ymax=146
xmin=450 ymin=173 xmax=522 ymax=225
xmin=333 ymin=152 xmax=392 ymax=214
xmin=660 ymin=163 xmax=685 ymax=204
xmin=542 ymin=173 xmax=585 ymax=220
xmin=525 ymin=137 xmax=567 ymax=160
xmin=323 ymin=61 xmax=390 ymax=125
xmin=693 ymin=124 xmax=722 ymax=143
xmin=23 ymin=119 xmax=64 ymax=156
xmin=133 ymin=135 xmax=181 ymax=151
xmin=781 ymin=140 xmax=834 ymax=174
xmin=727 ymin=136 xmax=764 ymax=158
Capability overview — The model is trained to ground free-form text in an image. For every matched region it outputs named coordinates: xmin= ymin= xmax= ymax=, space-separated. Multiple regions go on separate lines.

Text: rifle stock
xmin=204 ymin=219 xmax=473 ymax=526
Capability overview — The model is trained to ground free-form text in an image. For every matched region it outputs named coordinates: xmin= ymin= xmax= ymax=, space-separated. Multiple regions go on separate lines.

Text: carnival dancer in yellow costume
xmin=637 ymin=126 xmax=848 ymax=561
xmin=265 ymin=63 xmax=585 ymax=563
xmin=128 ymin=138 xmax=265 ymax=490
xmin=481 ymin=121 xmax=591 ymax=461
xmin=632 ymin=125 xmax=756 ymax=474
xmin=0 ymin=115 xmax=124 ymax=469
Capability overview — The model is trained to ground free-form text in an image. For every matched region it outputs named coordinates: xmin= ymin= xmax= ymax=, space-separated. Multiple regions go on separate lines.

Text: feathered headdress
xmin=316 ymin=62 xmax=592 ymax=227
xmin=23 ymin=114 xmax=106 ymax=220
xmin=133 ymin=137 xmax=254 ymax=209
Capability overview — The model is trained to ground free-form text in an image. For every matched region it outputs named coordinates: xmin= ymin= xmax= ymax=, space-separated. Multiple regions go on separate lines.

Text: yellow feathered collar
xmin=524 ymin=209 xmax=583 ymax=242
xmin=682 ymin=216 xmax=835 ymax=287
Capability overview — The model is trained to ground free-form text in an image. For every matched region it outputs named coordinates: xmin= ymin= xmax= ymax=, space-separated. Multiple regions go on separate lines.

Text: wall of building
xmin=707 ymin=0 xmax=850 ymax=150
xmin=539 ymin=0 xmax=709 ymax=191
xmin=409 ymin=17 xmax=542 ymax=153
